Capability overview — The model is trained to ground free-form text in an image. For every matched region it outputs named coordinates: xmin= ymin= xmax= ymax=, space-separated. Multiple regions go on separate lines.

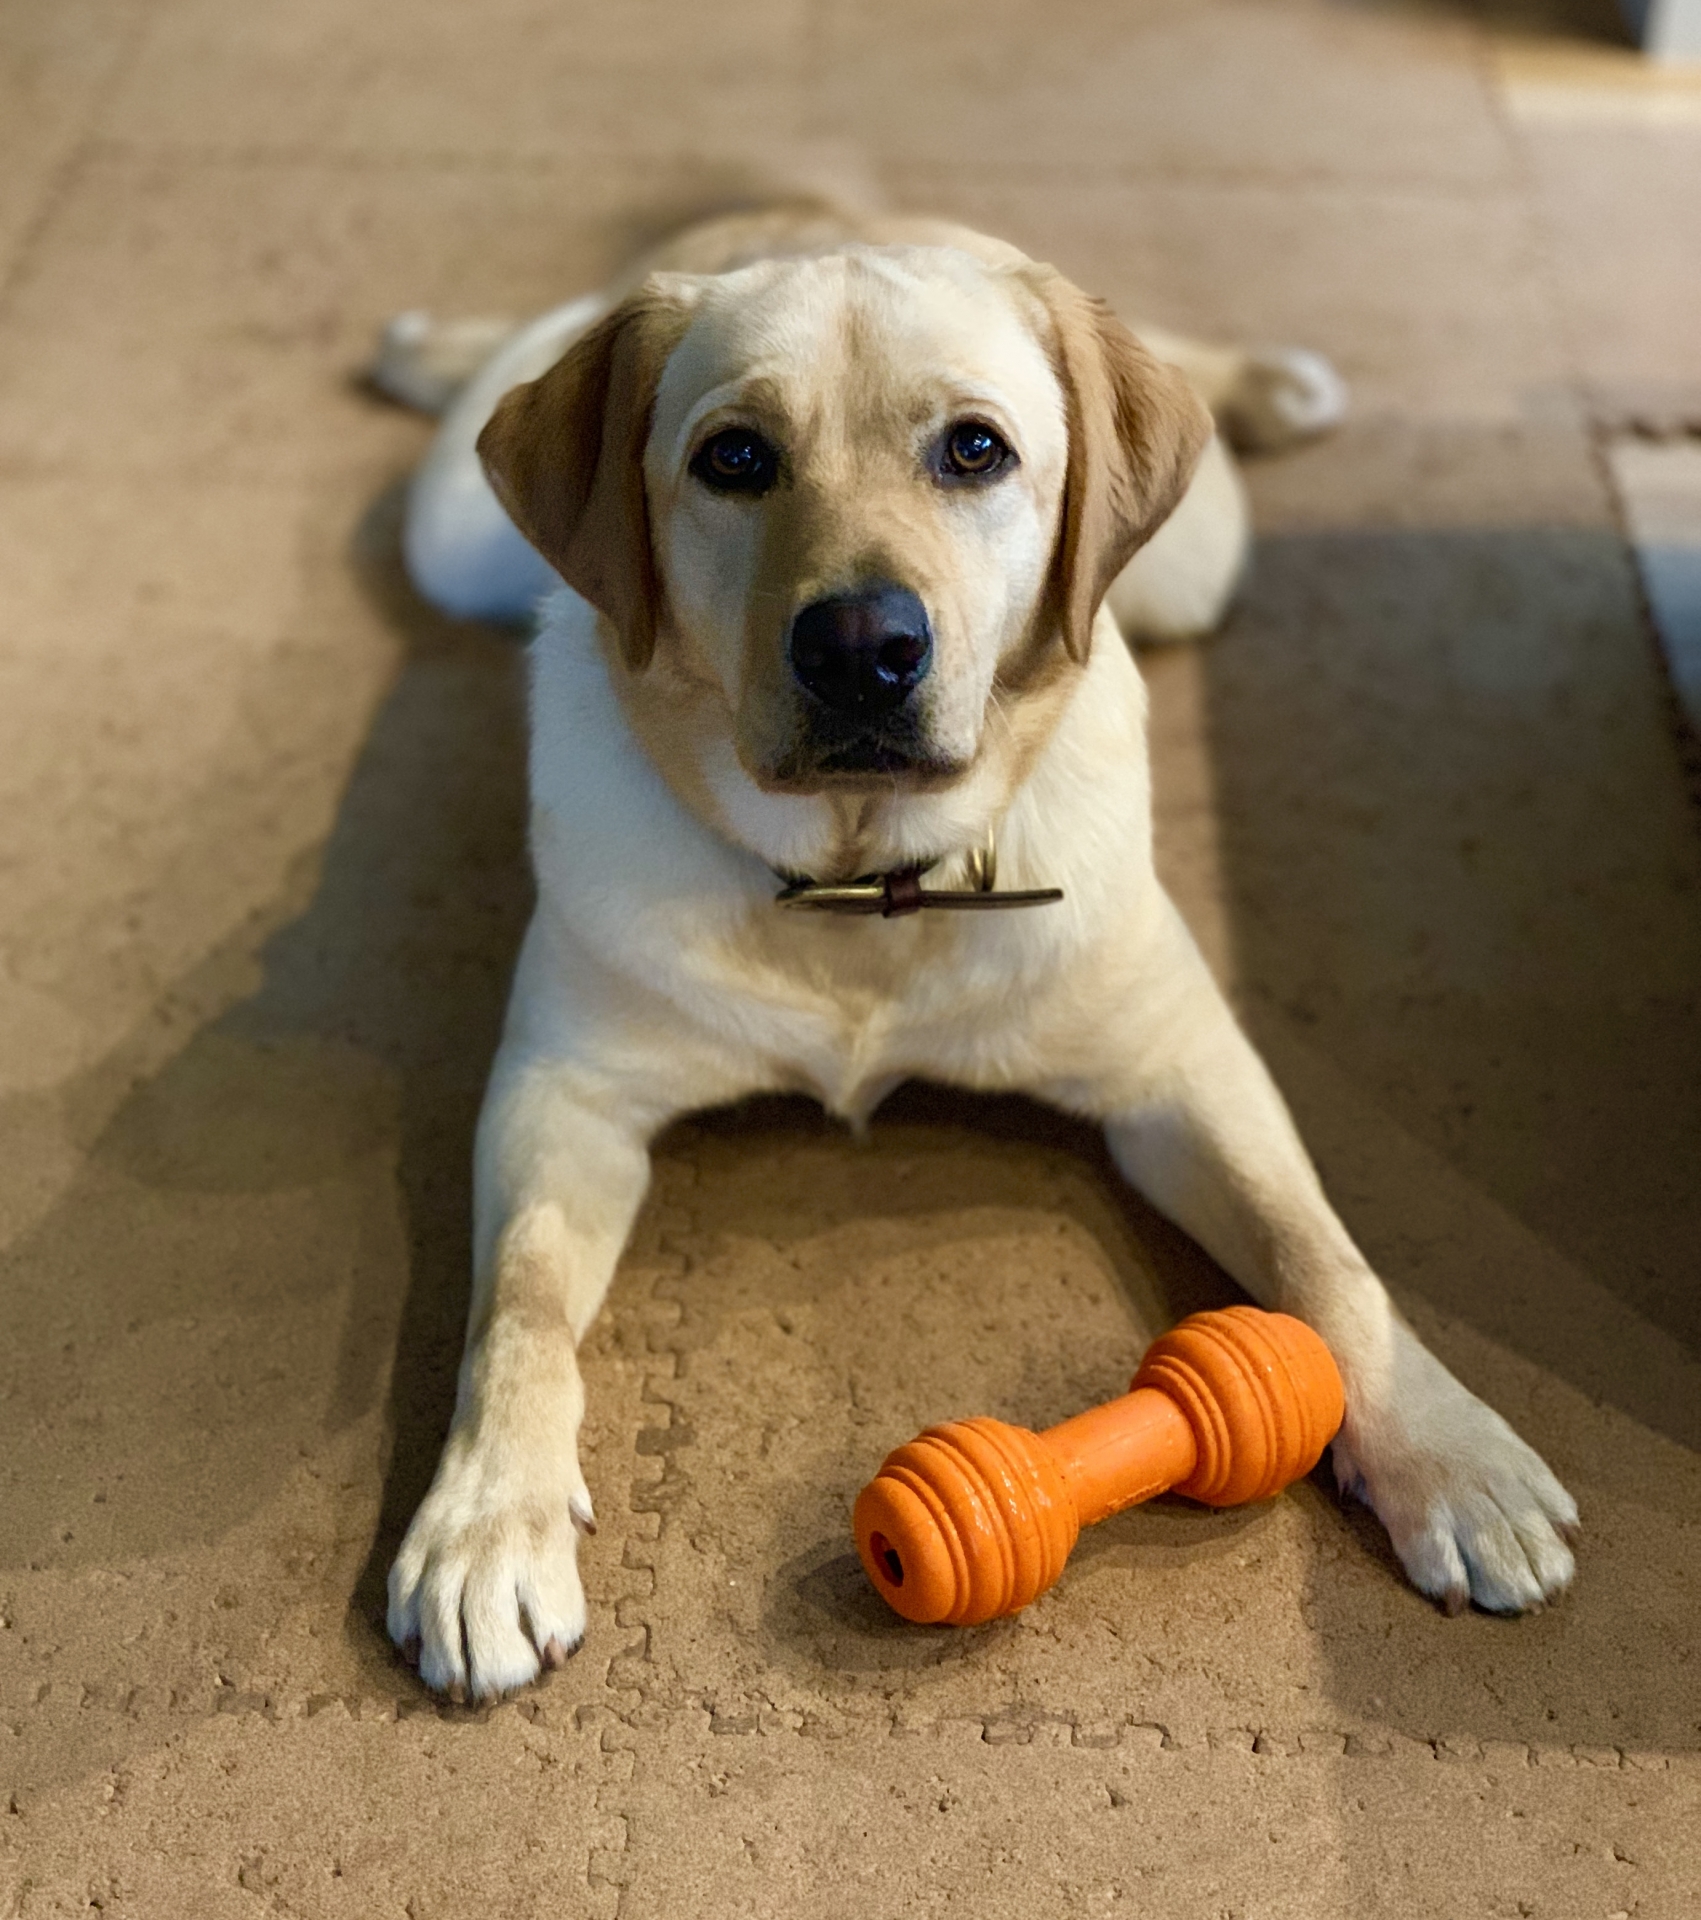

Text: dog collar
xmin=774 ymin=835 xmax=1064 ymax=918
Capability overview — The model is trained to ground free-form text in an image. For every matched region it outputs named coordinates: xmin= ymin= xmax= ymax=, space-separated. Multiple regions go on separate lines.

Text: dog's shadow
xmin=0 ymin=485 xmax=528 ymax=1613
xmin=285 ymin=485 xmax=548 ymax=1650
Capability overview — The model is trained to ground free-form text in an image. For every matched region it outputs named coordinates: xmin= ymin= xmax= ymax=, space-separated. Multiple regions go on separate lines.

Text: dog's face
xmin=480 ymin=244 xmax=1208 ymax=878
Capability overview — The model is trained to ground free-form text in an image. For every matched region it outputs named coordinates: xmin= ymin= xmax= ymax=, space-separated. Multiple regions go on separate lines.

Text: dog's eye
xmin=939 ymin=420 xmax=1014 ymax=482
xmin=690 ymin=427 xmax=778 ymax=496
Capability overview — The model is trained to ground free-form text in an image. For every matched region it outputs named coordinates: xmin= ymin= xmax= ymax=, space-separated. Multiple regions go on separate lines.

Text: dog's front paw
xmin=387 ymin=1427 xmax=593 ymax=1700
xmin=1332 ymin=1327 xmax=1578 ymax=1615
xmin=1220 ymin=346 xmax=1348 ymax=453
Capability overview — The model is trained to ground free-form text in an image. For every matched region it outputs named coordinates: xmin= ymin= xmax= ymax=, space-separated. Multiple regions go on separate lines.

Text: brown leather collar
xmin=775 ymin=839 xmax=1063 ymax=917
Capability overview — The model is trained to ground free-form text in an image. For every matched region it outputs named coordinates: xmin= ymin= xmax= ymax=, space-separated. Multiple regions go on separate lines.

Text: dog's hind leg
xmin=371 ymin=313 xmax=525 ymax=416
xmin=1107 ymin=431 xmax=1250 ymax=645
xmin=1108 ymin=328 xmax=1347 ymax=644
xmin=401 ymin=293 xmax=608 ymax=622
xmin=1136 ymin=324 xmax=1348 ymax=454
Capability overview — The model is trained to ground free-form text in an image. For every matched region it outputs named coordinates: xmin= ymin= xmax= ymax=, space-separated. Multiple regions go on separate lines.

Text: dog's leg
xmin=370 ymin=312 xmax=523 ymax=416
xmin=387 ymin=1040 xmax=668 ymax=1699
xmin=1066 ymin=905 xmax=1578 ymax=1614
xmin=1106 ymin=432 xmax=1250 ymax=645
xmin=1136 ymin=324 xmax=1347 ymax=455
xmin=401 ymin=293 xmax=607 ymax=622
xmin=1108 ymin=327 xmax=1347 ymax=646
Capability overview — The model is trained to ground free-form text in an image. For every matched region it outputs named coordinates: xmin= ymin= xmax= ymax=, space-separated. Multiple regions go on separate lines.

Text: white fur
xmin=403 ymin=296 xmax=605 ymax=622
xmin=383 ymin=250 xmax=1573 ymax=1702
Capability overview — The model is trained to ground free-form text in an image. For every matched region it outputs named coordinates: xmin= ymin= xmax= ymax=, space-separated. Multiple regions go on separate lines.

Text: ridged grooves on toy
xmin=853 ymin=1416 xmax=1078 ymax=1626
xmin=1135 ymin=1306 xmax=1345 ymax=1507
xmin=852 ymin=1306 xmax=1345 ymax=1626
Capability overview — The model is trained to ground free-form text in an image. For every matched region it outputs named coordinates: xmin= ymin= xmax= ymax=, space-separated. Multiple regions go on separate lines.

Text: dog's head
xmin=479 ymin=245 xmax=1208 ymax=877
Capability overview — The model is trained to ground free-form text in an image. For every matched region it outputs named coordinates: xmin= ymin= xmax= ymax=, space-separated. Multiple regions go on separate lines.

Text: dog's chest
xmin=683 ymin=908 xmax=1043 ymax=1118
xmin=781 ymin=982 xmax=923 ymax=1123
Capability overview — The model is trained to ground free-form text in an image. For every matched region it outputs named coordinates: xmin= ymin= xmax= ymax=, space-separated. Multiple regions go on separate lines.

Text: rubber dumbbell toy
xmin=853 ymin=1306 xmax=1345 ymax=1625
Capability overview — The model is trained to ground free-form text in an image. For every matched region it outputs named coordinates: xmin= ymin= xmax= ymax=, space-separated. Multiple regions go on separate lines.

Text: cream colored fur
xmin=380 ymin=212 xmax=1575 ymax=1701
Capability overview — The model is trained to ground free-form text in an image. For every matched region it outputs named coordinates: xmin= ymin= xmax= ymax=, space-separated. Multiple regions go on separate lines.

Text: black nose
xmin=788 ymin=584 xmax=933 ymax=719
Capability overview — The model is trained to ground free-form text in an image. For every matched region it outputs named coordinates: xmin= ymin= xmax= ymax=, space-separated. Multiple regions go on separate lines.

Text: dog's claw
xmin=570 ymin=1489 xmax=597 ymax=1537
xmin=1329 ymin=1321 xmax=1577 ymax=1618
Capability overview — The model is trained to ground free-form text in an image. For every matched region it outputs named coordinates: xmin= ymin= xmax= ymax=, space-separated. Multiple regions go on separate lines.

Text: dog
xmin=374 ymin=203 xmax=1578 ymax=1701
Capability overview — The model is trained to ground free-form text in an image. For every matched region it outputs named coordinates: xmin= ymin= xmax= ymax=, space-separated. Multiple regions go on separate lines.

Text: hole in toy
xmin=870 ymin=1532 xmax=904 ymax=1586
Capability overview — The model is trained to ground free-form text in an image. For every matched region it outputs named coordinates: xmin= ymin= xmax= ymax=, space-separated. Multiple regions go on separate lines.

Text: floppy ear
xmin=477 ymin=285 xmax=689 ymax=671
xmin=1029 ymin=271 xmax=1214 ymax=664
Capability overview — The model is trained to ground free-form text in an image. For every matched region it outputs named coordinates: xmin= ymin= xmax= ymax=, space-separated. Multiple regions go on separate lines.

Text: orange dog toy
xmin=853 ymin=1306 xmax=1345 ymax=1625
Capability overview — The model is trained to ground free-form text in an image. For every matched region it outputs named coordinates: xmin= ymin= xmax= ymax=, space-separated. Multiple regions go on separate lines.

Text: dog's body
xmin=381 ymin=207 xmax=1577 ymax=1701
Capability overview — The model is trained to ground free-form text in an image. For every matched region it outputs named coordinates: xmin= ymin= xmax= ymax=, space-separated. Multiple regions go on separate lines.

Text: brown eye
xmin=690 ymin=427 xmax=778 ymax=495
xmin=940 ymin=420 xmax=1014 ymax=481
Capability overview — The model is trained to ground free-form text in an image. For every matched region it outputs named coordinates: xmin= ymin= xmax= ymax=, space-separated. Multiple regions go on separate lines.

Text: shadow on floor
xmin=1202 ymin=525 xmax=1701 ymax=1444
xmin=1352 ymin=0 xmax=1630 ymax=45
xmin=1200 ymin=520 xmax=1701 ymax=1765
xmin=0 ymin=486 xmax=530 ymax=1612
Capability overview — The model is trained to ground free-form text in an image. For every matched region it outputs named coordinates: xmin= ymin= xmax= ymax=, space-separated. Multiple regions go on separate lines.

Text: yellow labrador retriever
xmin=378 ymin=206 xmax=1577 ymax=1700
